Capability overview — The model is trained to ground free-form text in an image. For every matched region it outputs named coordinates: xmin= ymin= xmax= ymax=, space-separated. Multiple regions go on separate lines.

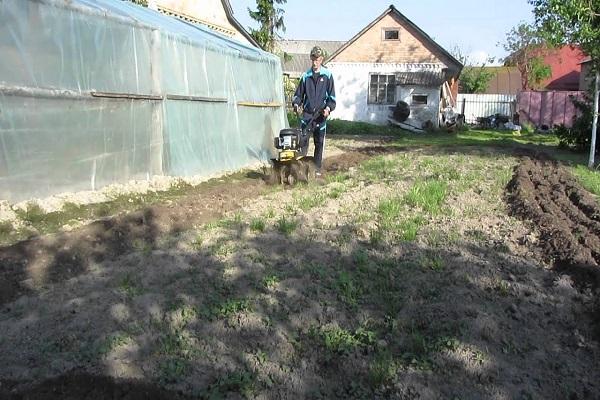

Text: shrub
xmin=551 ymin=95 xmax=594 ymax=151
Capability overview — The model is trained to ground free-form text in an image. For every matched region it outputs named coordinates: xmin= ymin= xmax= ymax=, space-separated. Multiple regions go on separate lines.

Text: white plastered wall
xmin=327 ymin=62 xmax=443 ymax=127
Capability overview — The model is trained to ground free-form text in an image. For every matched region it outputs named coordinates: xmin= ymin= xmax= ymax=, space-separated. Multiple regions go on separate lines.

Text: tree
xmin=530 ymin=0 xmax=600 ymax=167
xmin=123 ymin=0 xmax=148 ymax=6
xmin=501 ymin=22 xmax=551 ymax=90
xmin=248 ymin=0 xmax=287 ymax=53
xmin=450 ymin=45 xmax=497 ymax=94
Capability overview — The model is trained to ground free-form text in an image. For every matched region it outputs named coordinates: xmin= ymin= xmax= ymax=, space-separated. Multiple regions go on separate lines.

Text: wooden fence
xmin=517 ymin=90 xmax=584 ymax=128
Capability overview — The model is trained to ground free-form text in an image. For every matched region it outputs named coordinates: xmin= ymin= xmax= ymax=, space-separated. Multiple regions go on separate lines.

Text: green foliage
xmin=211 ymin=298 xmax=252 ymax=319
xmin=123 ymin=0 xmax=148 ymax=6
xmin=572 ymin=164 xmax=600 ymax=196
xmin=203 ymin=370 xmax=258 ymax=399
xmin=118 ymin=273 xmax=144 ymax=298
xmin=249 ymin=217 xmax=266 ymax=232
xmin=248 ymin=0 xmax=287 ymax=52
xmin=311 ymin=325 xmax=376 ymax=354
xmin=15 ymin=202 xmax=46 ymax=224
xmin=459 ymin=66 xmax=497 ymax=94
xmin=552 ymin=95 xmax=594 ymax=150
xmin=530 ymin=0 xmax=600 ymax=66
xmin=501 ymin=22 xmax=551 ymax=89
xmin=335 ymin=271 xmax=360 ymax=307
xmin=97 ymin=332 xmax=132 ymax=356
xmin=262 ymin=274 xmax=279 ymax=289
xmin=295 ymin=192 xmax=326 ymax=211
xmin=369 ymin=352 xmax=398 ymax=388
xmin=0 ymin=221 xmax=13 ymax=237
xmin=328 ymin=119 xmax=404 ymax=136
xmin=158 ymin=358 xmax=189 ymax=383
xmin=403 ymin=180 xmax=448 ymax=214
xmin=276 ymin=216 xmax=297 ymax=235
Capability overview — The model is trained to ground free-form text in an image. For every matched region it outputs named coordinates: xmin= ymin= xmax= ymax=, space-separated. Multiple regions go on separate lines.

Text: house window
xmin=383 ymin=29 xmax=399 ymax=40
xmin=412 ymin=94 xmax=428 ymax=105
xmin=368 ymin=74 xmax=396 ymax=104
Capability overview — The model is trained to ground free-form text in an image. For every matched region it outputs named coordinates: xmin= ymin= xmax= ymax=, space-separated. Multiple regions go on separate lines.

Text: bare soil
xmin=506 ymin=155 xmax=600 ymax=289
xmin=0 ymin=139 xmax=599 ymax=400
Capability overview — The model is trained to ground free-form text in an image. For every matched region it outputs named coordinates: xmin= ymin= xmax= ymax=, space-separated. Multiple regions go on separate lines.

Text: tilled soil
xmin=0 ymin=143 xmax=399 ymax=308
xmin=506 ymin=155 xmax=600 ymax=289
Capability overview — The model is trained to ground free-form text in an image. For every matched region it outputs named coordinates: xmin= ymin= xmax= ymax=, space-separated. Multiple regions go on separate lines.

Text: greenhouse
xmin=0 ymin=0 xmax=286 ymax=202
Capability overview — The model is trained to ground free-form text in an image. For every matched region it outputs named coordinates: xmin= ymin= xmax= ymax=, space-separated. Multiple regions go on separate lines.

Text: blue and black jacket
xmin=292 ymin=66 xmax=336 ymax=131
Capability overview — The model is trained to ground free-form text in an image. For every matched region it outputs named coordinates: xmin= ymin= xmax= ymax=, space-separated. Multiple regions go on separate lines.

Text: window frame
xmin=411 ymin=94 xmax=428 ymax=106
xmin=368 ymin=73 xmax=397 ymax=105
xmin=382 ymin=28 xmax=400 ymax=41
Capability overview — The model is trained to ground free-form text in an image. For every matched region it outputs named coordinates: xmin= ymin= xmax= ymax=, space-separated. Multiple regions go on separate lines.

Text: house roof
xmin=277 ymin=40 xmax=346 ymax=57
xmin=220 ymin=0 xmax=260 ymax=48
xmin=395 ymin=70 xmax=447 ymax=86
xmin=276 ymin=40 xmax=346 ymax=77
xmin=327 ymin=5 xmax=463 ymax=75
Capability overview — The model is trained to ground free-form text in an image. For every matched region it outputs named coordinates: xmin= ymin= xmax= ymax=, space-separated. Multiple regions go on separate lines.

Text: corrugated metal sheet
xmin=277 ymin=40 xmax=345 ymax=77
xmin=395 ymin=70 xmax=445 ymax=86
xmin=517 ymin=91 xmax=584 ymax=128
xmin=457 ymin=94 xmax=516 ymax=124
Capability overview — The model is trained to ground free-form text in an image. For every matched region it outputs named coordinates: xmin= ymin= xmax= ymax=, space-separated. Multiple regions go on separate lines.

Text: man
xmin=292 ymin=46 xmax=336 ymax=175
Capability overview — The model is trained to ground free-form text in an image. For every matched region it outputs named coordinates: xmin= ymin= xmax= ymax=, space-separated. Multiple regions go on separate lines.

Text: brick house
xmin=148 ymin=0 xmax=258 ymax=47
xmin=326 ymin=5 xmax=462 ymax=127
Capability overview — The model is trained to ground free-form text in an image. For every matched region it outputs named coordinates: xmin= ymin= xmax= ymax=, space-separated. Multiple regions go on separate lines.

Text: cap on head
xmin=310 ymin=46 xmax=324 ymax=58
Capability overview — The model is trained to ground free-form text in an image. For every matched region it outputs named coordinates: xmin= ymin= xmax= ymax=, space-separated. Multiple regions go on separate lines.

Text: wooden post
xmin=589 ymin=70 xmax=599 ymax=168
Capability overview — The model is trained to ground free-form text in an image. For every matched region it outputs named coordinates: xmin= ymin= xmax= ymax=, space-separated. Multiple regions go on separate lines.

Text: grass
xmin=202 ymin=370 xmax=258 ymax=399
xmin=249 ymin=217 xmax=266 ymax=232
xmin=571 ymin=164 xmax=600 ymax=196
xmin=310 ymin=325 xmax=376 ymax=355
xmin=118 ymin=273 xmax=144 ymax=298
xmin=295 ymin=192 xmax=327 ymax=211
xmin=97 ymin=332 xmax=132 ymax=357
xmin=369 ymin=351 xmax=398 ymax=388
xmin=277 ymin=216 xmax=298 ymax=236
xmin=403 ymin=179 xmax=448 ymax=214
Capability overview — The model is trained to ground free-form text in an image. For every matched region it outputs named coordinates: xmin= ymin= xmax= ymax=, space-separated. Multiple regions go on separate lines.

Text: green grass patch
xmin=262 ymin=274 xmax=279 ymax=290
xmin=277 ymin=216 xmax=298 ymax=236
xmin=572 ymin=165 xmax=600 ymax=196
xmin=310 ymin=325 xmax=376 ymax=355
xmin=202 ymin=370 xmax=258 ymax=399
xmin=295 ymin=192 xmax=326 ymax=211
xmin=249 ymin=217 xmax=266 ymax=232
xmin=118 ymin=273 xmax=144 ymax=298
xmin=377 ymin=197 xmax=403 ymax=221
xmin=335 ymin=271 xmax=361 ymax=307
xmin=359 ymin=156 xmax=400 ymax=180
xmin=158 ymin=357 xmax=190 ymax=384
xmin=0 ymin=220 xmax=13 ymax=243
xmin=97 ymin=332 xmax=132 ymax=356
xmin=369 ymin=351 xmax=398 ymax=388
xmin=203 ymin=298 xmax=252 ymax=320
xmin=403 ymin=179 xmax=448 ymax=214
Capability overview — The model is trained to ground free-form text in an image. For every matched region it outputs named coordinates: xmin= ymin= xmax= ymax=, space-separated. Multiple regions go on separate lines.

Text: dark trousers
xmin=313 ymin=128 xmax=326 ymax=170
xmin=301 ymin=124 xmax=326 ymax=170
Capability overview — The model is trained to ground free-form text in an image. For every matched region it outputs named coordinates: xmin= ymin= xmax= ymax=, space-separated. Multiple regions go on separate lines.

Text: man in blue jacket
xmin=292 ymin=46 xmax=336 ymax=175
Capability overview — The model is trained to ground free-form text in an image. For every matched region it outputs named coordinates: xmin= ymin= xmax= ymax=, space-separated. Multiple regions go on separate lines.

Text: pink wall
xmin=518 ymin=91 xmax=584 ymax=128
xmin=542 ymin=46 xmax=586 ymax=91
